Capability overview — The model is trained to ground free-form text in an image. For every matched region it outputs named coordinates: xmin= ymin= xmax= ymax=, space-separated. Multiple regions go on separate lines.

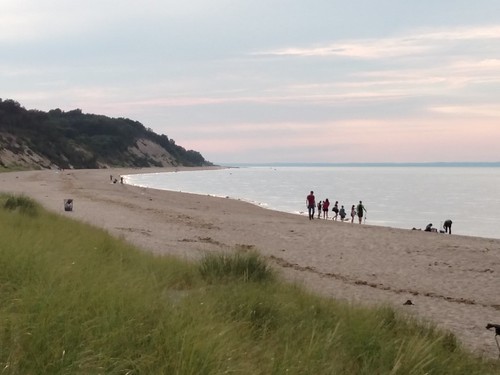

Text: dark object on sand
xmin=486 ymin=323 xmax=500 ymax=358
xmin=64 ymin=199 xmax=73 ymax=212
xmin=403 ymin=299 xmax=414 ymax=305
xmin=487 ymin=323 xmax=500 ymax=335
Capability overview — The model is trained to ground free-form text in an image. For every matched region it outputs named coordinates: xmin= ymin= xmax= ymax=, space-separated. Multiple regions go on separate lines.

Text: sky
xmin=2 ymin=0 xmax=500 ymax=164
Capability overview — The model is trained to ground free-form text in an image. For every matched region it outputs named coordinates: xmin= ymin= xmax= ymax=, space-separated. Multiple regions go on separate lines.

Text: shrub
xmin=199 ymin=251 xmax=274 ymax=283
xmin=3 ymin=195 xmax=38 ymax=216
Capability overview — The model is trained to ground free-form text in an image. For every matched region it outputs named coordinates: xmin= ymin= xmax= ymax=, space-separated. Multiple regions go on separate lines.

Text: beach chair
xmin=64 ymin=199 xmax=73 ymax=212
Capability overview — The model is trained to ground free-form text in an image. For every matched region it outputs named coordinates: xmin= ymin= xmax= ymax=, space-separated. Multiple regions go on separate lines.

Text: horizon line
xmin=216 ymin=161 xmax=500 ymax=167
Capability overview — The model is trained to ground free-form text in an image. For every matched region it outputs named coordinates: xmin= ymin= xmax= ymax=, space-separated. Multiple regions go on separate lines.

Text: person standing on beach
xmin=357 ymin=201 xmax=367 ymax=224
xmin=322 ymin=198 xmax=330 ymax=219
xmin=350 ymin=205 xmax=356 ymax=223
xmin=317 ymin=201 xmax=322 ymax=219
xmin=332 ymin=201 xmax=339 ymax=221
xmin=443 ymin=219 xmax=453 ymax=234
xmin=306 ymin=191 xmax=316 ymax=220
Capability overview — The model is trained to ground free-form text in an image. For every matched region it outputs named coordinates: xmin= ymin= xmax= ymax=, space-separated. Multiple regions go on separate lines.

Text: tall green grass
xmin=199 ymin=251 xmax=275 ymax=284
xmin=0 ymin=194 xmax=498 ymax=374
xmin=3 ymin=194 xmax=38 ymax=216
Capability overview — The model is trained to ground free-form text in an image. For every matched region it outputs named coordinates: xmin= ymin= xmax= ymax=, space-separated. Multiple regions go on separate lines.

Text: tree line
xmin=0 ymin=99 xmax=211 ymax=169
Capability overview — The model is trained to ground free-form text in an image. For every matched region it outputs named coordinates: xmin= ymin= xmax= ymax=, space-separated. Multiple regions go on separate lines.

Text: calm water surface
xmin=125 ymin=167 xmax=500 ymax=239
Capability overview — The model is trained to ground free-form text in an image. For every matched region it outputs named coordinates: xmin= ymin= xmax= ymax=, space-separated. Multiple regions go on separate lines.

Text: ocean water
xmin=124 ymin=166 xmax=500 ymax=239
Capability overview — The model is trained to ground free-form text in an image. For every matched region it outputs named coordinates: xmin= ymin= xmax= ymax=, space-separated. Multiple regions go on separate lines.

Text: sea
xmin=124 ymin=164 xmax=500 ymax=240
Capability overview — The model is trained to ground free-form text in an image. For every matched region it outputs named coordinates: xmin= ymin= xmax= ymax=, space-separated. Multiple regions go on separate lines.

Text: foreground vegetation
xmin=0 ymin=195 xmax=498 ymax=374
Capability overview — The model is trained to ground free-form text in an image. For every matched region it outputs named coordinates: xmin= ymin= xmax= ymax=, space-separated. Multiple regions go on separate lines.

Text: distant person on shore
xmin=306 ymin=191 xmax=316 ymax=220
xmin=350 ymin=205 xmax=356 ymax=223
xmin=443 ymin=219 xmax=453 ymax=234
xmin=322 ymin=198 xmax=330 ymax=219
xmin=317 ymin=201 xmax=322 ymax=219
xmin=357 ymin=201 xmax=367 ymax=224
xmin=332 ymin=201 xmax=339 ymax=221
xmin=425 ymin=223 xmax=433 ymax=232
xmin=339 ymin=205 xmax=346 ymax=221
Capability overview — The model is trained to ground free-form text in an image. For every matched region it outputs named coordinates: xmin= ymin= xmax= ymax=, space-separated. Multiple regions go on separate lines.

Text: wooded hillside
xmin=0 ymin=99 xmax=212 ymax=169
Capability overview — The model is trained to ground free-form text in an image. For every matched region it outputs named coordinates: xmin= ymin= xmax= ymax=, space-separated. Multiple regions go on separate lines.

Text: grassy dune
xmin=0 ymin=195 xmax=498 ymax=374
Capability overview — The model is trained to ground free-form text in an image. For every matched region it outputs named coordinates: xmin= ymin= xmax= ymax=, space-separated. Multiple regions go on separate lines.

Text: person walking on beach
xmin=317 ymin=201 xmax=322 ymax=219
xmin=443 ymin=219 xmax=453 ymax=234
xmin=306 ymin=191 xmax=316 ymax=220
xmin=322 ymin=198 xmax=330 ymax=219
xmin=357 ymin=201 xmax=367 ymax=224
xmin=350 ymin=205 xmax=356 ymax=223
xmin=332 ymin=201 xmax=339 ymax=221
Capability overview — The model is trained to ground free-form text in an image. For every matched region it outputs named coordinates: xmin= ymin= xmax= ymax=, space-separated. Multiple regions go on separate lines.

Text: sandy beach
xmin=1 ymin=167 xmax=499 ymax=359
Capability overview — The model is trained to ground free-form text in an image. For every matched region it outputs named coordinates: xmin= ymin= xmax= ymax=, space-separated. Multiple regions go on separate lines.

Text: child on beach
xmin=339 ymin=205 xmax=346 ymax=221
xmin=322 ymin=199 xmax=330 ymax=219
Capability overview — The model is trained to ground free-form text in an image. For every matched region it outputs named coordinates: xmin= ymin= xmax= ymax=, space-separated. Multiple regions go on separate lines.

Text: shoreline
xmin=124 ymin=167 xmax=500 ymax=241
xmin=1 ymin=167 xmax=499 ymax=359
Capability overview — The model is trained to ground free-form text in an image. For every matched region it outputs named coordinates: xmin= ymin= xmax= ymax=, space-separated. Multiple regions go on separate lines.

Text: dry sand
xmin=1 ymin=167 xmax=499 ymax=359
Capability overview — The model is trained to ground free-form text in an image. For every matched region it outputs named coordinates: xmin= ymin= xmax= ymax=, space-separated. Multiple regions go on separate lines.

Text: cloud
xmin=256 ymin=41 xmax=430 ymax=59
xmin=255 ymin=25 xmax=500 ymax=59
xmin=3 ymin=2 xmax=500 ymax=163
xmin=183 ymin=116 xmax=500 ymax=163
xmin=430 ymin=105 xmax=500 ymax=117
xmin=0 ymin=1 xmax=96 ymax=42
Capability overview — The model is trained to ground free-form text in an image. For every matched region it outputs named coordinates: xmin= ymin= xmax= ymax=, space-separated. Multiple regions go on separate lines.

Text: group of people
xmin=306 ymin=191 xmax=454 ymax=233
xmin=110 ymin=174 xmax=124 ymax=184
xmin=306 ymin=191 xmax=367 ymax=224
xmin=423 ymin=219 xmax=453 ymax=234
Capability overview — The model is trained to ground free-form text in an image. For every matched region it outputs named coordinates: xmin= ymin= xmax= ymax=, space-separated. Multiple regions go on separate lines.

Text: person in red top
xmin=306 ymin=191 xmax=315 ymax=220
xmin=322 ymin=198 xmax=330 ymax=219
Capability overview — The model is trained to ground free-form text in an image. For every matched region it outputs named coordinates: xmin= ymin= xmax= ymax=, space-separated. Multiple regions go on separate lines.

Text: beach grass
xmin=0 ymin=194 xmax=498 ymax=374
xmin=0 ymin=165 xmax=34 ymax=173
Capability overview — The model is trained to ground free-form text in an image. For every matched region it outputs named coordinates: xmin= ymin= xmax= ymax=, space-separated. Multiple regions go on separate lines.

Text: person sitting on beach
xmin=322 ymin=198 xmax=330 ymax=219
xmin=332 ymin=201 xmax=339 ymax=221
xmin=443 ymin=219 xmax=452 ymax=234
xmin=306 ymin=191 xmax=316 ymax=220
xmin=339 ymin=205 xmax=346 ymax=221
xmin=357 ymin=201 xmax=367 ymax=224
xmin=425 ymin=223 xmax=433 ymax=232
xmin=64 ymin=199 xmax=73 ymax=212
xmin=317 ymin=201 xmax=322 ymax=219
